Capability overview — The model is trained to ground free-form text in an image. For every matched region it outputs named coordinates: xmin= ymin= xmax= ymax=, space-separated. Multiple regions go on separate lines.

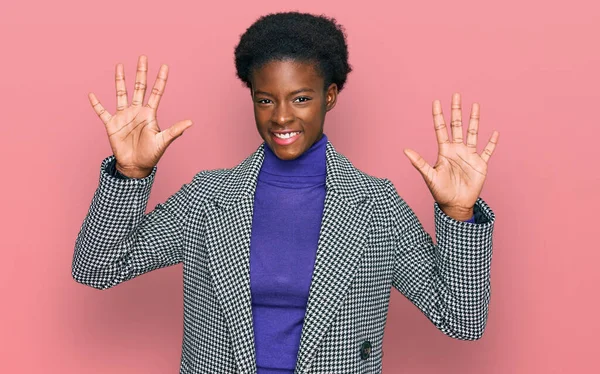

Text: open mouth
xmin=271 ymin=131 xmax=301 ymax=145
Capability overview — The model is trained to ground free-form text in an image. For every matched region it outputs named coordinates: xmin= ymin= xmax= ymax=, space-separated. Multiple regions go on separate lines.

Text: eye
xmin=257 ymin=98 xmax=272 ymax=104
xmin=294 ymin=96 xmax=311 ymax=103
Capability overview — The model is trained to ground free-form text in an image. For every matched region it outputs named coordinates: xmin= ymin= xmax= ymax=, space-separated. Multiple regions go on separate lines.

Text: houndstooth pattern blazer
xmin=72 ymin=141 xmax=495 ymax=373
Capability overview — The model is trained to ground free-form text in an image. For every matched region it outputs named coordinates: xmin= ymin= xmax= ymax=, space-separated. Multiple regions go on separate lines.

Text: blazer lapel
xmin=205 ymin=146 xmax=264 ymax=373
xmin=204 ymin=141 xmax=373 ymax=373
xmin=295 ymin=142 xmax=374 ymax=373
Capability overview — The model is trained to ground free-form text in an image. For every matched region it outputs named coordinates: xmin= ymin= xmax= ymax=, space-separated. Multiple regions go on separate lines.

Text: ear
xmin=325 ymin=83 xmax=338 ymax=112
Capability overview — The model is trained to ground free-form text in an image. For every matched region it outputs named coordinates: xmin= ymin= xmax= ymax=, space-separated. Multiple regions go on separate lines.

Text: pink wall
xmin=1 ymin=0 xmax=598 ymax=372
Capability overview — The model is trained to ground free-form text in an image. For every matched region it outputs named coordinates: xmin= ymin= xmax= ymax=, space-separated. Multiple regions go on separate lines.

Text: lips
xmin=271 ymin=130 xmax=302 ymax=145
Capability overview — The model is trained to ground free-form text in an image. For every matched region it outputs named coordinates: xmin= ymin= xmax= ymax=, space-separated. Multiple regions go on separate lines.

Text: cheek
xmin=296 ymin=103 xmax=319 ymax=118
xmin=253 ymin=108 xmax=270 ymax=126
xmin=300 ymin=106 xmax=324 ymax=125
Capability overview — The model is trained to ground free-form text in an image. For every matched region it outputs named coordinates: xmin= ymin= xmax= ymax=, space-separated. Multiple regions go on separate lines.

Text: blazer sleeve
xmin=71 ymin=155 xmax=195 ymax=290
xmin=384 ymin=179 xmax=495 ymax=340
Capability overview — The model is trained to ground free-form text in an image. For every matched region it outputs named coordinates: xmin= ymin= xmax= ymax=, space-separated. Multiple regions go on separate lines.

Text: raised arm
xmin=391 ymin=92 xmax=499 ymax=339
xmin=387 ymin=180 xmax=495 ymax=340
xmin=72 ymin=55 xmax=195 ymax=289
xmin=72 ymin=157 xmax=198 ymax=289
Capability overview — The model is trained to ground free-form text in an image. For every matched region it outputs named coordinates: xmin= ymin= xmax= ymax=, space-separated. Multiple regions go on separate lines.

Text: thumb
xmin=403 ymin=148 xmax=432 ymax=180
xmin=161 ymin=120 xmax=193 ymax=147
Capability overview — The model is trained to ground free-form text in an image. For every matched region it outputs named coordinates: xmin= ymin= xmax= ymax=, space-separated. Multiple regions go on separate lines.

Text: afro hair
xmin=234 ymin=12 xmax=352 ymax=92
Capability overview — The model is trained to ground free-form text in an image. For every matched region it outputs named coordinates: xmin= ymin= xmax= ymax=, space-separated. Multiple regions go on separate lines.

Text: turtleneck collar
xmin=261 ymin=134 xmax=328 ymax=178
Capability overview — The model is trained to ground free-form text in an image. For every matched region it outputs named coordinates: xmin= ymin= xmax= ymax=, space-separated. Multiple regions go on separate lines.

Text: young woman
xmin=73 ymin=12 xmax=499 ymax=374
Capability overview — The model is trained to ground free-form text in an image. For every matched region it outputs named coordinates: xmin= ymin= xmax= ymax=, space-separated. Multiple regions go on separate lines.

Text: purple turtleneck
xmin=249 ymin=134 xmax=328 ymax=373
xmin=247 ymin=134 xmax=475 ymax=372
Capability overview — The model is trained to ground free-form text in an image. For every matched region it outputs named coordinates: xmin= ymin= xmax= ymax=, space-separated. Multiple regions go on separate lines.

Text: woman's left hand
xmin=403 ymin=93 xmax=499 ymax=221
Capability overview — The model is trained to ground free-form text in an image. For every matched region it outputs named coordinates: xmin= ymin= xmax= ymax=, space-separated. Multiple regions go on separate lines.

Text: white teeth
xmin=274 ymin=131 xmax=299 ymax=139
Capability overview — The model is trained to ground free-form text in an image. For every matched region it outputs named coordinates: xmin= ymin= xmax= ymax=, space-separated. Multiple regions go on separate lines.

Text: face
xmin=250 ymin=59 xmax=338 ymax=160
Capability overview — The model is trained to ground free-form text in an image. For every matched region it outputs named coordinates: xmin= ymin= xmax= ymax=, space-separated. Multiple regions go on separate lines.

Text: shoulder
xmin=326 ymin=144 xmax=394 ymax=204
xmin=328 ymin=147 xmax=416 ymax=234
xmin=186 ymin=146 xmax=263 ymax=203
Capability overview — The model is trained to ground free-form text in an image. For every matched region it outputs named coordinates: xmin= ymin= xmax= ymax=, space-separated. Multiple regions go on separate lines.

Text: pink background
xmin=1 ymin=0 xmax=598 ymax=372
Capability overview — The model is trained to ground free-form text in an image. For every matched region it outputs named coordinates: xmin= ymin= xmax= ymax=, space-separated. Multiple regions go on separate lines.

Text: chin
xmin=273 ymin=148 xmax=301 ymax=160
xmin=270 ymin=143 xmax=306 ymax=160
xmin=261 ymin=130 xmax=313 ymax=160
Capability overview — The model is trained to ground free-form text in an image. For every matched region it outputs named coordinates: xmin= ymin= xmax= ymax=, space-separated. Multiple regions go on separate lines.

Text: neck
xmin=261 ymin=134 xmax=328 ymax=177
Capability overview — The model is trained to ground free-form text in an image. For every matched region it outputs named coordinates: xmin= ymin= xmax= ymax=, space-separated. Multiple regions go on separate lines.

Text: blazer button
xmin=360 ymin=340 xmax=372 ymax=360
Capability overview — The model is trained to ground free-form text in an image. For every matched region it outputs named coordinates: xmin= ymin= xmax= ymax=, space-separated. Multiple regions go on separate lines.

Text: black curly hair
xmin=234 ymin=12 xmax=352 ymax=92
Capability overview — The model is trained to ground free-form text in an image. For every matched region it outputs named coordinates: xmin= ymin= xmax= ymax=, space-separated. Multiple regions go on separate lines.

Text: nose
xmin=271 ymin=101 xmax=294 ymax=126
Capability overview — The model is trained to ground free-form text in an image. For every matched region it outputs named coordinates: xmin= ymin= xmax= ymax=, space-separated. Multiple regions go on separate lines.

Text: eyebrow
xmin=253 ymin=87 xmax=316 ymax=97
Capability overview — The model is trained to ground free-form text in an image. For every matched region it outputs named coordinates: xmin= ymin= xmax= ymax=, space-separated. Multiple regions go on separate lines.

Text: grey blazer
xmin=72 ymin=141 xmax=495 ymax=373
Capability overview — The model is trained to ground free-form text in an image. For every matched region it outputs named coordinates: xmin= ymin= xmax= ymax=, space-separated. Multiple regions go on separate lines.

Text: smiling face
xmin=250 ymin=59 xmax=338 ymax=160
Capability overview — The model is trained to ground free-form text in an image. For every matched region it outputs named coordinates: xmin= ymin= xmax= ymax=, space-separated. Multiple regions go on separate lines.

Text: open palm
xmin=404 ymin=93 xmax=499 ymax=219
xmin=88 ymin=55 xmax=193 ymax=178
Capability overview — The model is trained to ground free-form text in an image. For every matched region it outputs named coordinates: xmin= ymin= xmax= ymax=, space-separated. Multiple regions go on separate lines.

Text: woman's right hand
xmin=89 ymin=55 xmax=193 ymax=178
